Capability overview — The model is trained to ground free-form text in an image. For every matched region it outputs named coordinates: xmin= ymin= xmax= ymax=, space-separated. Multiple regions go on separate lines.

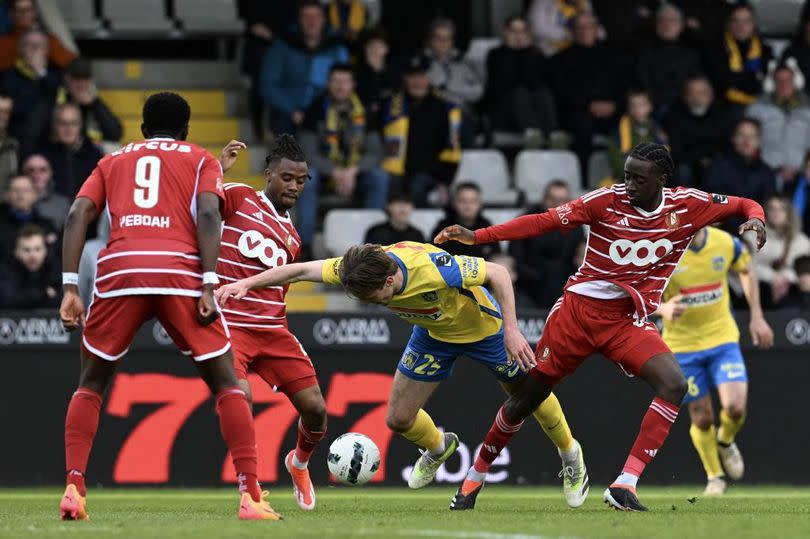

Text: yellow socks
xmin=689 ymin=424 xmax=724 ymax=479
xmin=401 ymin=409 xmax=444 ymax=453
xmin=718 ymin=410 xmax=745 ymax=445
xmin=531 ymin=393 xmax=574 ymax=452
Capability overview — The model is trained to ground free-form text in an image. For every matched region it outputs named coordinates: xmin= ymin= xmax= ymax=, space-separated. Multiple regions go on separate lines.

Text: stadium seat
xmin=103 ymin=0 xmax=174 ymax=32
xmin=54 ymin=0 xmax=101 ymax=33
xmin=323 ymin=209 xmax=386 ymax=256
xmin=175 ymin=0 xmax=243 ymax=33
xmin=514 ymin=150 xmax=581 ymax=204
xmin=453 ymin=149 xmax=519 ymax=206
xmin=587 ymin=150 xmax=612 ymax=189
xmin=98 ymin=89 xmax=227 ymax=117
xmin=410 ymin=209 xmax=445 ymax=241
xmin=464 ymin=37 xmax=500 ymax=78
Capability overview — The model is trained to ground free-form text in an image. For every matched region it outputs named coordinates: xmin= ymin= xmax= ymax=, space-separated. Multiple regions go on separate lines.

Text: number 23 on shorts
xmin=401 ymin=351 xmax=442 ymax=377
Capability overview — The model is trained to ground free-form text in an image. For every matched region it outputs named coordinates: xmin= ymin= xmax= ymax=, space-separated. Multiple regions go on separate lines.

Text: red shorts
xmin=533 ymin=292 xmax=671 ymax=384
xmin=230 ymin=326 xmax=317 ymax=397
xmin=82 ymin=294 xmax=231 ymax=362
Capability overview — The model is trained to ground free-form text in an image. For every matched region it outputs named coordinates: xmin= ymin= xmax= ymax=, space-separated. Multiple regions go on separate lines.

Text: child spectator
xmin=607 ymin=90 xmax=667 ymax=183
xmin=431 ymin=182 xmax=499 ymax=259
xmin=364 ymin=192 xmax=425 ymax=245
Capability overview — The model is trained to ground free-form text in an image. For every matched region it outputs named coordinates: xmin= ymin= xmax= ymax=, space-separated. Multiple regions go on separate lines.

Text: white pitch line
xmin=355 ymin=528 xmax=583 ymax=539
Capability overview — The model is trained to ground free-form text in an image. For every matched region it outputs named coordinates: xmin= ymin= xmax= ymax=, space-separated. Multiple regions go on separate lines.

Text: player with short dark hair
xmin=435 ymin=142 xmax=766 ymax=512
xmin=58 ymin=92 xmax=280 ymax=521
xmin=215 ymin=133 xmax=327 ymax=511
xmin=217 ymin=241 xmax=591 ymax=508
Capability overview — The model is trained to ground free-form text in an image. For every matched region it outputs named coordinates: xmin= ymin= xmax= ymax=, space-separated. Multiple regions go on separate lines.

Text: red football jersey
xmin=76 ymin=138 xmax=224 ymax=298
xmin=475 ymin=185 xmax=765 ymax=321
xmin=216 ymin=182 xmax=301 ymax=329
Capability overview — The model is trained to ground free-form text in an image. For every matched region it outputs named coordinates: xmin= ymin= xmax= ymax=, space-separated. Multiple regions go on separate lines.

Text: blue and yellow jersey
xmin=322 ymin=242 xmax=502 ymax=343
xmin=662 ymin=227 xmax=751 ymax=353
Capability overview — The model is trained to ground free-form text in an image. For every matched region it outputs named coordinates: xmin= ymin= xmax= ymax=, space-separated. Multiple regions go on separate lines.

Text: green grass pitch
xmin=2 ymin=486 xmax=809 ymax=539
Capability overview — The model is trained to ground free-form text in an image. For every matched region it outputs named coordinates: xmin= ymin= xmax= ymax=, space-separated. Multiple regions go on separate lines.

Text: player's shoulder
xmin=706 ymin=225 xmax=734 ymax=244
xmin=665 ymin=186 xmax=712 ymax=204
xmin=223 ymin=181 xmax=257 ymax=196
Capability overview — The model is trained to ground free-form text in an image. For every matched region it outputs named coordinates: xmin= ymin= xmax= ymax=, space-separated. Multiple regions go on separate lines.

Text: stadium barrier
xmin=2 ymin=309 xmax=809 ymax=487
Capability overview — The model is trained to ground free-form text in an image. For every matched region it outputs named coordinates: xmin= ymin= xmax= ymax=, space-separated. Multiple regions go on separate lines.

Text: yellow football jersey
xmin=322 ymin=241 xmax=502 ymax=343
xmin=662 ymin=227 xmax=750 ymax=353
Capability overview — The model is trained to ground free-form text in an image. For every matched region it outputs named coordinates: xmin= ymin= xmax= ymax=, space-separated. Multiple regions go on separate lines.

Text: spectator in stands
xmin=23 ymin=154 xmax=67 ymax=230
xmin=355 ymin=29 xmax=398 ymax=116
xmin=481 ymin=14 xmax=558 ymax=144
xmin=607 ymin=90 xmax=667 ymax=182
xmin=40 ymin=103 xmax=102 ymax=199
xmin=297 ymin=63 xmax=388 ymax=255
xmin=705 ymin=118 xmax=776 ymax=233
xmin=0 ymin=0 xmax=75 ymax=71
xmin=792 ymin=149 xmax=810 ymax=234
xmin=783 ymin=255 xmax=810 ymax=310
xmin=22 ymin=58 xmax=122 ymax=155
xmin=637 ymin=4 xmax=702 ymax=116
xmin=488 ymin=252 xmax=535 ymax=308
xmin=747 ymin=62 xmax=810 ymax=189
xmin=0 ymin=224 xmax=60 ymax=308
xmin=0 ymin=174 xmax=56 ymax=262
xmin=528 ymin=0 xmax=594 ymax=57
xmin=756 ymin=196 xmax=810 ymax=307
xmin=781 ymin=5 xmax=810 ymax=98
xmin=326 ymin=0 xmax=370 ymax=47
xmin=672 ymin=0 xmax=735 ymax=48
xmin=431 ymin=182 xmax=499 ymax=259
xmin=508 ymin=180 xmax=583 ymax=308
xmin=663 ymin=75 xmax=735 ymax=187
xmin=0 ymin=92 xmax=18 ymax=193
xmin=380 ymin=55 xmax=461 ymax=207
xmin=239 ymin=0 xmax=300 ymax=140
xmin=423 ymin=17 xmax=483 ymax=111
xmin=0 ymin=28 xmax=62 ymax=139
xmin=259 ymin=0 xmax=349 ymax=135
xmin=707 ymin=4 xmax=772 ymax=110
xmin=364 ymin=192 xmax=425 ymax=245
xmin=550 ymin=12 xmax=624 ymax=172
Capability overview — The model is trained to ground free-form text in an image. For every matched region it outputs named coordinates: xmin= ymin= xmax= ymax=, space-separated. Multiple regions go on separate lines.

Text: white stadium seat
xmin=54 ymin=0 xmax=101 ymax=33
xmin=453 ymin=149 xmax=520 ymax=206
xmin=175 ymin=0 xmax=243 ymax=33
xmin=323 ymin=209 xmax=386 ymax=256
xmin=587 ymin=150 xmax=612 ymax=189
xmin=410 ymin=209 xmax=445 ymax=242
xmin=514 ymin=150 xmax=581 ymax=204
xmin=104 ymin=0 xmax=174 ymax=31
xmin=464 ymin=37 xmax=500 ymax=78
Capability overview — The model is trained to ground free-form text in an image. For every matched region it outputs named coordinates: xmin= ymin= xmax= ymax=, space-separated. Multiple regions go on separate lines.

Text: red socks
xmin=65 ymin=388 xmax=102 ymax=497
xmin=216 ymin=388 xmax=261 ymax=502
xmin=473 ymin=406 xmax=525 ymax=474
xmin=294 ymin=418 xmax=326 ymax=465
xmin=622 ymin=397 xmax=680 ymax=478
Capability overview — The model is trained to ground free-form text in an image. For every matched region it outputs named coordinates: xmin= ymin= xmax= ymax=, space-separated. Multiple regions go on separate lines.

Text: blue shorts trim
xmin=676 ymin=342 xmax=748 ymax=404
xmin=397 ymin=326 xmax=521 ymax=382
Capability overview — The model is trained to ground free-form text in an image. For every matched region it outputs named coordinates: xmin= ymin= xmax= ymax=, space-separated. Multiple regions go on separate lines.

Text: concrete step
xmin=99 ymin=89 xmax=227 ymax=117
xmin=92 ymin=60 xmax=245 ymax=89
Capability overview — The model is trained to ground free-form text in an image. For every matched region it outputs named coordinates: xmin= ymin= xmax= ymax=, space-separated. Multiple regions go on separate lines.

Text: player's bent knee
xmin=724 ymin=403 xmax=746 ymax=421
xmin=302 ymin=399 xmax=328 ymax=427
xmin=691 ymin=412 xmax=713 ymax=430
xmin=385 ymin=412 xmax=415 ymax=433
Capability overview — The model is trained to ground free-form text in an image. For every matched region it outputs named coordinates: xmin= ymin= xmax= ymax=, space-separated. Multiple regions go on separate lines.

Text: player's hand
xmin=219 ymin=140 xmax=247 ymax=173
xmin=59 ymin=287 xmax=86 ymax=331
xmin=433 ymin=225 xmax=475 ymax=245
xmin=749 ymin=314 xmax=774 ymax=349
xmin=215 ymin=281 xmax=250 ymax=306
xmin=657 ymin=295 xmax=686 ymax=322
xmin=197 ymin=286 xmax=219 ymax=326
xmin=739 ymin=218 xmax=766 ymax=251
xmin=504 ymin=326 xmax=536 ymax=372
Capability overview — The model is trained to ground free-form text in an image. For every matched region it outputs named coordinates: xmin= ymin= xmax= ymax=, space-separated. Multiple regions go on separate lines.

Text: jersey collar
xmin=257 ymin=191 xmax=292 ymax=223
xmin=631 ymin=190 xmax=667 ymax=217
xmin=386 ymin=252 xmax=408 ymax=294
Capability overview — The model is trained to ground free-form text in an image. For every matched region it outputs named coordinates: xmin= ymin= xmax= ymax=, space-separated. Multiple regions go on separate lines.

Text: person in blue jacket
xmin=259 ymin=0 xmax=349 ymax=135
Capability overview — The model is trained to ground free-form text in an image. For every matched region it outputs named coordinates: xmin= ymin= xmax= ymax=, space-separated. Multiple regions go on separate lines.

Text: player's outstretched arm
xmin=216 ymin=260 xmax=326 ymax=305
xmin=60 ymin=197 xmax=99 ymax=331
xmin=434 ymin=224 xmax=476 ymax=245
xmin=484 ymin=261 xmax=536 ymax=372
xmin=737 ymin=258 xmax=774 ymax=349
xmin=196 ymin=191 xmax=224 ymax=326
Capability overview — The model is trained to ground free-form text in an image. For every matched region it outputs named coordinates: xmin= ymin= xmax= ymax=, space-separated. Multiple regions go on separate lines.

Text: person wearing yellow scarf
xmin=712 ymin=5 xmax=771 ymax=107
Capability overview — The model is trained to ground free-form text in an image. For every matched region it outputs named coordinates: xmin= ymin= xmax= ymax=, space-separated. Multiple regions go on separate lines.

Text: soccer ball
xmin=327 ymin=433 xmax=381 ymax=485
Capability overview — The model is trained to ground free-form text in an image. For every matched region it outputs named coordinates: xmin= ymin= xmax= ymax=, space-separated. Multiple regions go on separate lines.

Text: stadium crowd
xmin=2 ymin=0 xmax=810 ymax=311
